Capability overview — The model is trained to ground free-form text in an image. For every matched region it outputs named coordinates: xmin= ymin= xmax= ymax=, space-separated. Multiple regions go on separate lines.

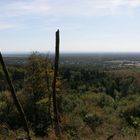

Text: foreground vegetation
xmin=1 ymin=53 xmax=140 ymax=139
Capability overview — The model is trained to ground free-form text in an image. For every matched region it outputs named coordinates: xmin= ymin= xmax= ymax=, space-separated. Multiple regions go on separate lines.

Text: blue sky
xmin=0 ymin=0 xmax=140 ymax=53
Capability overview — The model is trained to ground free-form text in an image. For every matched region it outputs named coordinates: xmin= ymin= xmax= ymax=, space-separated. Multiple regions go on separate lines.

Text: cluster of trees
xmin=60 ymin=66 xmax=140 ymax=97
xmin=0 ymin=53 xmax=140 ymax=139
xmin=0 ymin=53 xmax=54 ymax=138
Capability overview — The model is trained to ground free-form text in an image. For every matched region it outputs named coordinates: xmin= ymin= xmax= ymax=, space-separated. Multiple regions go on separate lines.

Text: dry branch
xmin=0 ymin=52 xmax=31 ymax=140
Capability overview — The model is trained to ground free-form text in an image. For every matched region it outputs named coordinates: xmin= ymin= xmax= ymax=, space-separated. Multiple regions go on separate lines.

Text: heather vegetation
xmin=0 ymin=53 xmax=140 ymax=139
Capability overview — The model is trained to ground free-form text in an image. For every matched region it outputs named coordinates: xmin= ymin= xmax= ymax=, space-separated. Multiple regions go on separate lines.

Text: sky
xmin=0 ymin=0 xmax=140 ymax=53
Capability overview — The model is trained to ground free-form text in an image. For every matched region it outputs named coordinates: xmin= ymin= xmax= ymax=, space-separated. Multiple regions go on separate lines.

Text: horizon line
xmin=2 ymin=51 xmax=140 ymax=54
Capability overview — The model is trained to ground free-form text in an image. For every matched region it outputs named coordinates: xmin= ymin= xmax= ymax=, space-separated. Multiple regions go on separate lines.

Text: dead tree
xmin=52 ymin=30 xmax=61 ymax=137
xmin=0 ymin=52 xmax=31 ymax=140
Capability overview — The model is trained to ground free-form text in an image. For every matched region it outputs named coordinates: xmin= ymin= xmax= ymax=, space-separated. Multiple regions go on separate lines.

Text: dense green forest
xmin=1 ymin=53 xmax=140 ymax=139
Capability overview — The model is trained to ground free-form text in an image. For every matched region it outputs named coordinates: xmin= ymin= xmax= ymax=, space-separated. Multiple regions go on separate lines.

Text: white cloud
xmin=0 ymin=22 xmax=17 ymax=30
xmin=0 ymin=0 xmax=140 ymax=31
xmin=1 ymin=0 xmax=140 ymax=18
xmin=47 ymin=0 xmax=140 ymax=16
xmin=0 ymin=0 xmax=50 ymax=17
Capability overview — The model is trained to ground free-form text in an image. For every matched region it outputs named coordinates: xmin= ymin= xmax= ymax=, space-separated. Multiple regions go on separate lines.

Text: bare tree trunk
xmin=0 ymin=52 xmax=31 ymax=140
xmin=52 ymin=30 xmax=61 ymax=138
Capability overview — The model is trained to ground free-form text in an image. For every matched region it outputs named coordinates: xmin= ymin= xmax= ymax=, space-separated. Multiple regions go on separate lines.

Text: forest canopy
xmin=0 ymin=53 xmax=140 ymax=139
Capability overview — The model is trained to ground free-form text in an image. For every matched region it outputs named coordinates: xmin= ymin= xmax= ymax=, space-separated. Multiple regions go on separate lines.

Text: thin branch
xmin=0 ymin=52 xmax=31 ymax=140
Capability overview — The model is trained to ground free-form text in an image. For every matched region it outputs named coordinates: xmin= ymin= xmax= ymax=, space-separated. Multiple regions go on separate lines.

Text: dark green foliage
xmin=118 ymin=95 xmax=140 ymax=129
xmin=23 ymin=52 xmax=53 ymax=136
xmin=83 ymin=112 xmax=103 ymax=132
xmin=0 ymin=53 xmax=53 ymax=137
xmin=1 ymin=53 xmax=140 ymax=139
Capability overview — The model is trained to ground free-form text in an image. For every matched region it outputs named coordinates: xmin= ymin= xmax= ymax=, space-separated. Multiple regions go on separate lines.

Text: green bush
xmin=83 ymin=112 xmax=103 ymax=132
